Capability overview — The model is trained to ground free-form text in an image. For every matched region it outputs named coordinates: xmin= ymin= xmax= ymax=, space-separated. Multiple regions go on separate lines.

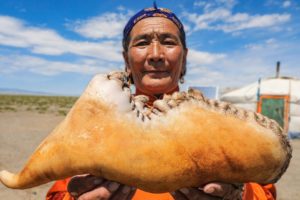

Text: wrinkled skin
xmin=123 ymin=17 xmax=187 ymax=96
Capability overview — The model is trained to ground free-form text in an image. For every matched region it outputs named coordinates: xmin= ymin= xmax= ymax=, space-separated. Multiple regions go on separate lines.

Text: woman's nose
xmin=147 ymin=42 xmax=164 ymax=62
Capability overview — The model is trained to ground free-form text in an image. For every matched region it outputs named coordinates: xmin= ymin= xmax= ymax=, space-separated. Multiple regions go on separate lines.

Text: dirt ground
xmin=0 ymin=111 xmax=299 ymax=200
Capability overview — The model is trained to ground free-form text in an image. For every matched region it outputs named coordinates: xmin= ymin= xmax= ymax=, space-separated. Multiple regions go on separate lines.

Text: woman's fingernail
xmin=205 ymin=187 xmax=215 ymax=193
xmin=179 ymin=188 xmax=189 ymax=195
xmin=108 ymin=182 xmax=120 ymax=192
xmin=93 ymin=179 xmax=102 ymax=185
xmin=122 ymin=186 xmax=131 ymax=194
xmin=70 ymin=192 xmax=78 ymax=197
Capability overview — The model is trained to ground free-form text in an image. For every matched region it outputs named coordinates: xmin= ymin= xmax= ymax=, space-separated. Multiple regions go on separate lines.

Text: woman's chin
xmin=143 ymin=83 xmax=174 ymax=95
xmin=138 ymin=76 xmax=177 ymax=95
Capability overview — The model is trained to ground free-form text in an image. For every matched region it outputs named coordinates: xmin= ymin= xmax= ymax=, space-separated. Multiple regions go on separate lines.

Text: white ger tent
xmin=221 ymin=76 xmax=300 ymax=137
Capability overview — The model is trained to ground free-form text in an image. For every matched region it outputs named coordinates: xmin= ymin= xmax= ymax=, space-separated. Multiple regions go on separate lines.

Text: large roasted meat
xmin=0 ymin=72 xmax=292 ymax=193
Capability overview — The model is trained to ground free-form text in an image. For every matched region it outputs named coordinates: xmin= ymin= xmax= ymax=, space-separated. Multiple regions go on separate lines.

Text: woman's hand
xmin=171 ymin=182 xmax=243 ymax=200
xmin=67 ymin=174 xmax=136 ymax=200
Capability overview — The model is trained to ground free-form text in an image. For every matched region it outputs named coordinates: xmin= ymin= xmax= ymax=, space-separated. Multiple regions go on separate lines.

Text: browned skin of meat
xmin=0 ymin=72 xmax=292 ymax=193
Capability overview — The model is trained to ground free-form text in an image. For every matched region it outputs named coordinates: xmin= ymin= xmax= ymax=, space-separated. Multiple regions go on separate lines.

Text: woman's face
xmin=124 ymin=17 xmax=187 ymax=96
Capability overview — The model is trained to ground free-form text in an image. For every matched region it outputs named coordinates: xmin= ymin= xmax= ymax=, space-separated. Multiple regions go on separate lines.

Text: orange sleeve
xmin=132 ymin=189 xmax=174 ymax=200
xmin=132 ymin=183 xmax=276 ymax=200
xmin=46 ymin=178 xmax=74 ymax=200
xmin=243 ymin=183 xmax=276 ymax=200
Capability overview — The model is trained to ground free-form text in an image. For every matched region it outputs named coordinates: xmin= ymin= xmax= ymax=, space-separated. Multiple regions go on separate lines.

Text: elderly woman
xmin=46 ymin=5 xmax=276 ymax=200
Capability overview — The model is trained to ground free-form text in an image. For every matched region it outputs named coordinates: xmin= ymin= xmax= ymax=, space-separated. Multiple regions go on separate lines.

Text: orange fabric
xmin=46 ymin=178 xmax=74 ymax=200
xmin=132 ymin=190 xmax=174 ymax=200
xmin=243 ymin=183 xmax=276 ymax=200
xmin=46 ymin=179 xmax=276 ymax=200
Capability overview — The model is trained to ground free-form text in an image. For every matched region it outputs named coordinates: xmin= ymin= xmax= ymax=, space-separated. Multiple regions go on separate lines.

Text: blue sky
xmin=0 ymin=0 xmax=299 ymax=95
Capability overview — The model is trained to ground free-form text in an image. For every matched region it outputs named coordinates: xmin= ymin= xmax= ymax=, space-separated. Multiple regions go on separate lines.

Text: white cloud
xmin=264 ymin=0 xmax=290 ymax=8
xmin=0 ymin=6 xmax=298 ymax=92
xmin=187 ymin=49 xmax=226 ymax=65
xmin=117 ymin=6 xmax=126 ymax=11
xmin=217 ymin=0 xmax=237 ymax=9
xmin=245 ymin=38 xmax=279 ymax=50
xmin=194 ymin=0 xmax=237 ymax=11
xmin=283 ymin=1 xmax=291 ymax=8
xmin=184 ymin=66 xmax=224 ymax=87
xmin=181 ymin=49 xmax=227 ymax=88
xmin=194 ymin=1 xmax=208 ymax=7
xmin=184 ymin=40 xmax=300 ymax=88
xmin=221 ymin=13 xmax=290 ymax=32
xmin=0 ymin=54 xmax=122 ymax=76
xmin=194 ymin=1 xmax=214 ymax=11
xmin=185 ymin=8 xmax=231 ymax=30
xmin=0 ymin=15 xmax=123 ymax=62
xmin=240 ymin=14 xmax=290 ymax=28
xmin=185 ymin=2 xmax=291 ymax=33
xmin=69 ymin=11 xmax=132 ymax=39
xmin=226 ymin=13 xmax=250 ymax=23
xmin=265 ymin=38 xmax=276 ymax=44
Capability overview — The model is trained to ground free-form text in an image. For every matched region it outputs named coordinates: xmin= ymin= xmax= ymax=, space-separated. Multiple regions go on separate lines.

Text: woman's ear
xmin=181 ymin=48 xmax=188 ymax=77
xmin=122 ymin=51 xmax=131 ymax=74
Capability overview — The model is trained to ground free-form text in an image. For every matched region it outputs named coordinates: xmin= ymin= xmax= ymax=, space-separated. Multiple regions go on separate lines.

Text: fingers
xmin=75 ymin=181 xmax=120 ymax=200
xmin=203 ymin=182 xmax=233 ymax=197
xmin=171 ymin=188 xmax=220 ymax=200
xmin=68 ymin=175 xmax=136 ymax=200
xmin=68 ymin=175 xmax=105 ymax=197
xmin=203 ymin=182 xmax=243 ymax=199
xmin=171 ymin=189 xmax=188 ymax=200
xmin=109 ymin=185 xmax=136 ymax=200
xmin=77 ymin=182 xmax=136 ymax=200
xmin=77 ymin=185 xmax=112 ymax=200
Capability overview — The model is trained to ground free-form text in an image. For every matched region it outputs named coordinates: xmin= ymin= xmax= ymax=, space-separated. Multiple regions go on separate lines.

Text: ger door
xmin=257 ymin=95 xmax=290 ymax=134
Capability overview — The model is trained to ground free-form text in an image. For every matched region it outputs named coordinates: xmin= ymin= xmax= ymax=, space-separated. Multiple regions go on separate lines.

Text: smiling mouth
xmin=144 ymin=70 xmax=168 ymax=74
xmin=144 ymin=71 xmax=169 ymax=78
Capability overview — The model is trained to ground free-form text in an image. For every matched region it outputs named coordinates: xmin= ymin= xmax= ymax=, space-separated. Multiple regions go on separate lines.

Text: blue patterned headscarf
xmin=122 ymin=2 xmax=186 ymax=50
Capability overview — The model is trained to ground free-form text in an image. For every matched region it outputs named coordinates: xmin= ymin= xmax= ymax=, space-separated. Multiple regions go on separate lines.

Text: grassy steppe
xmin=0 ymin=95 xmax=78 ymax=115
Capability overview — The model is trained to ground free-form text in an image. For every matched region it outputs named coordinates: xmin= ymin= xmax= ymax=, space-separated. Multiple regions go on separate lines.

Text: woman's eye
xmin=163 ymin=40 xmax=176 ymax=46
xmin=135 ymin=41 xmax=149 ymax=46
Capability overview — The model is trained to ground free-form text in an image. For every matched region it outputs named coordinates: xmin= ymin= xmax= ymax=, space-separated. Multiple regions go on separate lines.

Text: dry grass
xmin=0 ymin=94 xmax=78 ymax=115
